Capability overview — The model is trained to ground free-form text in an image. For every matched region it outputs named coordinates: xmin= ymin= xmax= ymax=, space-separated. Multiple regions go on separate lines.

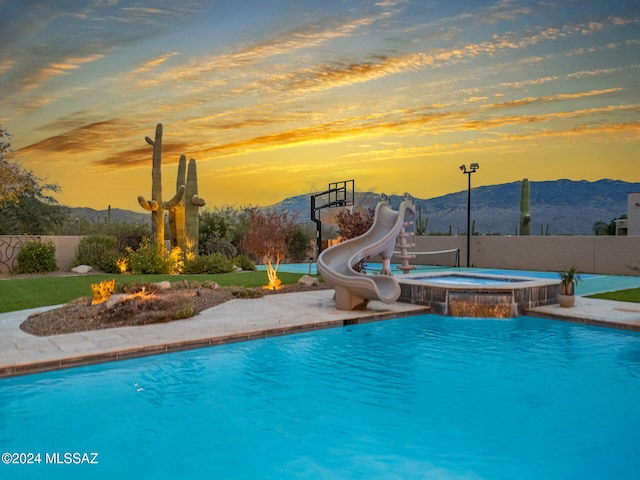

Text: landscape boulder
xmin=71 ymin=265 xmax=93 ymax=274
xmin=298 ymin=275 xmax=319 ymax=287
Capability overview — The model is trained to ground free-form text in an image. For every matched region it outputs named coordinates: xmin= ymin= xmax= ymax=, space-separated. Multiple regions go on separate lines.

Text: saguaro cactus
xmin=184 ymin=158 xmax=205 ymax=258
xmin=168 ymin=155 xmax=187 ymax=251
xmin=520 ymin=178 xmax=531 ymax=236
xmin=415 ymin=204 xmax=428 ymax=236
xmin=138 ymin=123 xmax=185 ymax=250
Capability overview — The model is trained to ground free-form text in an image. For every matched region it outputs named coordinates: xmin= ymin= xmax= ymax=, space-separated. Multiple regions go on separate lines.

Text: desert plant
xmin=121 ymin=282 xmax=162 ymax=295
xmin=185 ymin=158 xmax=206 ymax=258
xmin=202 ymin=235 xmax=237 ymax=258
xmin=415 ymin=205 xmax=428 ymax=235
xmin=559 ymin=266 xmax=581 ymax=295
xmin=126 ymin=238 xmax=183 ymax=275
xmin=168 ymin=155 xmax=187 ymax=251
xmin=233 ymin=255 xmax=256 ymax=271
xmin=240 ymin=209 xmax=297 ymax=289
xmin=335 ymin=207 xmax=375 ymax=272
xmin=174 ymin=304 xmax=195 ymax=320
xmin=229 ymin=287 xmax=264 ymax=299
xmin=335 ymin=207 xmax=374 ymax=239
xmin=137 ymin=123 xmax=185 ymax=251
xmin=286 ymin=225 xmax=313 ymax=263
xmin=15 ymin=241 xmax=57 ymax=273
xmin=520 ymin=178 xmax=531 ymax=236
xmin=90 ymin=279 xmax=116 ymax=305
xmin=73 ymin=235 xmax=120 ymax=273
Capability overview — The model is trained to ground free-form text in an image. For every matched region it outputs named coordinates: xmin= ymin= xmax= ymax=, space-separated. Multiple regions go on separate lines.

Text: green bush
xmin=184 ymin=253 xmax=235 ymax=274
xmin=233 ymin=255 xmax=256 ymax=271
xmin=73 ymin=235 xmax=120 ymax=273
xmin=127 ymin=238 xmax=183 ymax=274
xmin=15 ymin=241 xmax=57 ymax=273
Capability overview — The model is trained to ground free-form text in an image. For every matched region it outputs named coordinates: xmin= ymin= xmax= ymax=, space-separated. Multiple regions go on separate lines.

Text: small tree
xmin=287 ymin=224 xmax=314 ymax=263
xmin=241 ymin=209 xmax=297 ymax=289
xmin=0 ymin=177 xmax=68 ymax=234
xmin=335 ymin=207 xmax=374 ymax=240
xmin=198 ymin=208 xmax=236 ymax=257
xmin=0 ymin=125 xmax=39 ymax=207
xmin=335 ymin=207 xmax=375 ymax=272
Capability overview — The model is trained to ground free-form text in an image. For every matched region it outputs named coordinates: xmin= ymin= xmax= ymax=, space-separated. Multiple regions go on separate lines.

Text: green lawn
xmin=587 ymin=288 xmax=640 ymax=303
xmin=0 ymin=271 xmax=310 ymax=313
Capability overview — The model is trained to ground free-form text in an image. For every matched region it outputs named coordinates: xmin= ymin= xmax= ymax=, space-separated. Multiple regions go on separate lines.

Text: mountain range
xmin=270 ymin=178 xmax=639 ymax=235
xmin=70 ymin=179 xmax=640 ymax=236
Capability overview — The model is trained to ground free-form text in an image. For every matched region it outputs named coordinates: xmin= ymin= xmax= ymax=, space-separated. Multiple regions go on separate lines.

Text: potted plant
xmin=558 ymin=266 xmax=581 ymax=307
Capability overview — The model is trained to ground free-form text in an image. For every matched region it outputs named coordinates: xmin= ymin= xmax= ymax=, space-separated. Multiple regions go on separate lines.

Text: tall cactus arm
xmin=169 ymin=155 xmax=188 ymax=250
xmin=138 ymin=196 xmax=159 ymax=211
xmin=145 ymin=137 xmax=154 ymax=146
xmin=191 ymin=194 xmax=205 ymax=207
xmin=164 ymin=185 xmax=186 ymax=210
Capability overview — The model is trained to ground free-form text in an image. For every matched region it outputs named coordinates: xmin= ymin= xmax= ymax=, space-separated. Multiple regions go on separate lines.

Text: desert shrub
xmin=166 ymin=247 xmax=184 ymax=274
xmin=73 ymin=235 xmax=120 ymax=273
xmin=121 ymin=282 xmax=162 ymax=295
xmin=15 ymin=241 xmax=57 ymax=273
xmin=201 ymin=235 xmax=237 ymax=258
xmin=286 ymin=225 xmax=313 ymax=263
xmin=233 ymin=255 xmax=256 ymax=271
xmin=127 ymin=238 xmax=183 ymax=275
xmin=229 ymin=287 xmax=264 ymax=299
xmin=90 ymin=279 xmax=116 ymax=305
xmin=183 ymin=253 xmax=234 ymax=274
xmin=173 ymin=304 xmax=195 ymax=320
xmin=172 ymin=280 xmax=219 ymax=290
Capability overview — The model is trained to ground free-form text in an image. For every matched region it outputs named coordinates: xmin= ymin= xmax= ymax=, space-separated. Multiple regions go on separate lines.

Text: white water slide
xmin=317 ymin=193 xmax=416 ymax=310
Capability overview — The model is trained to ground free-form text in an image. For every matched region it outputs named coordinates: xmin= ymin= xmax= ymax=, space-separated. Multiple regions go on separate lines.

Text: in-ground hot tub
xmin=397 ymin=272 xmax=560 ymax=318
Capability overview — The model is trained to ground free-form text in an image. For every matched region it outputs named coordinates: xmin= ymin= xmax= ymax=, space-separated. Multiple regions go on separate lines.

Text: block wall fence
xmin=406 ymin=235 xmax=640 ymax=276
xmin=0 ymin=236 xmax=82 ymax=275
xmin=1 ymin=235 xmax=639 ymax=277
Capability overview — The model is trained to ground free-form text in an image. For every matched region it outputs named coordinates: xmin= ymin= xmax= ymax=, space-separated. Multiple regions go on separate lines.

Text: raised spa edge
xmin=397 ymin=272 xmax=561 ymax=318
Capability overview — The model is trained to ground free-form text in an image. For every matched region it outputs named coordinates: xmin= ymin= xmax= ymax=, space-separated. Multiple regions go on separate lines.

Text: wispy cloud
xmin=20 ymin=120 xmax=126 ymax=156
xmin=475 ymin=0 xmax=533 ymax=25
xmin=131 ymin=51 xmax=180 ymax=75
xmin=566 ymin=67 xmax=623 ymax=79
xmin=2 ymin=1 xmax=638 ymax=207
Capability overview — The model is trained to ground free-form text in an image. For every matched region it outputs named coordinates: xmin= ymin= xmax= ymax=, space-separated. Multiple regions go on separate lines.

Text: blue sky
xmin=0 ymin=0 xmax=638 ymax=210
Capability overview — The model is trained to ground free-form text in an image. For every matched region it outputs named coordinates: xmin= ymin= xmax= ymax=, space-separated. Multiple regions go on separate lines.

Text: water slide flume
xmin=317 ymin=193 xmax=416 ymax=310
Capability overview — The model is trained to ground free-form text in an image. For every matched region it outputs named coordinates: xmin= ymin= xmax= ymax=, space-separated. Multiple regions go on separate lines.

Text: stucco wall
xmin=406 ymin=235 xmax=640 ymax=276
xmin=2 ymin=234 xmax=639 ymax=276
xmin=0 ymin=236 xmax=81 ymax=274
xmin=628 ymin=192 xmax=640 ymax=236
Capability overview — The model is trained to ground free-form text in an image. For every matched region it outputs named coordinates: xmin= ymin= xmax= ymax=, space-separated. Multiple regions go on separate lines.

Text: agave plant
xmin=559 ymin=266 xmax=581 ymax=295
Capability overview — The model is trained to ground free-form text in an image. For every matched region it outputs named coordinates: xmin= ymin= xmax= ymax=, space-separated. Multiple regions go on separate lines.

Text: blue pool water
xmin=407 ymin=274 xmax=528 ymax=285
xmin=2 ymin=315 xmax=640 ymax=479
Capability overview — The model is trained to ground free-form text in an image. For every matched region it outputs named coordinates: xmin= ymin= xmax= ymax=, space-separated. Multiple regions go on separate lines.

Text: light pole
xmin=459 ymin=163 xmax=479 ymax=268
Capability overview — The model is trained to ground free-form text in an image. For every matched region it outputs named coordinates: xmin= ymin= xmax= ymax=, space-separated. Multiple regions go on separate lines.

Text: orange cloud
xmin=19 ymin=120 xmax=124 ymax=156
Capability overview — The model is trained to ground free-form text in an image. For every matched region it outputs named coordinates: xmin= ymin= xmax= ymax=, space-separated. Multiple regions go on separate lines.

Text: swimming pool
xmin=405 ymin=274 xmax=529 ymax=285
xmin=2 ymin=314 xmax=639 ymax=479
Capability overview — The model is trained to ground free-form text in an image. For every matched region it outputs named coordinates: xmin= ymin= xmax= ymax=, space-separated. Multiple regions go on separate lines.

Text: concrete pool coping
xmin=1 ymin=289 xmax=640 ymax=379
xmin=0 ymin=289 xmax=429 ymax=378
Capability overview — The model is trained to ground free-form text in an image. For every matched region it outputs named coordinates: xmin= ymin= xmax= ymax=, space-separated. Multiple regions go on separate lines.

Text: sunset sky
xmin=1 ymin=0 xmax=638 ymax=211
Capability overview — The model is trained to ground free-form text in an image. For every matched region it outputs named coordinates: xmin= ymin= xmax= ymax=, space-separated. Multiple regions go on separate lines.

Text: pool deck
xmin=525 ymin=297 xmax=640 ymax=331
xmin=1 ymin=289 xmax=640 ymax=379
xmin=0 ymin=290 xmax=429 ymax=378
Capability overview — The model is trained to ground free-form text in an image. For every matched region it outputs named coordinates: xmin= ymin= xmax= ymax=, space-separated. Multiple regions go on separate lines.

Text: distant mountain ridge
xmin=268 ymin=179 xmax=639 ymax=235
xmin=68 ymin=207 xmax=150 ymax=226
xmin=69 ymin=179 xmax=640 ymax=235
